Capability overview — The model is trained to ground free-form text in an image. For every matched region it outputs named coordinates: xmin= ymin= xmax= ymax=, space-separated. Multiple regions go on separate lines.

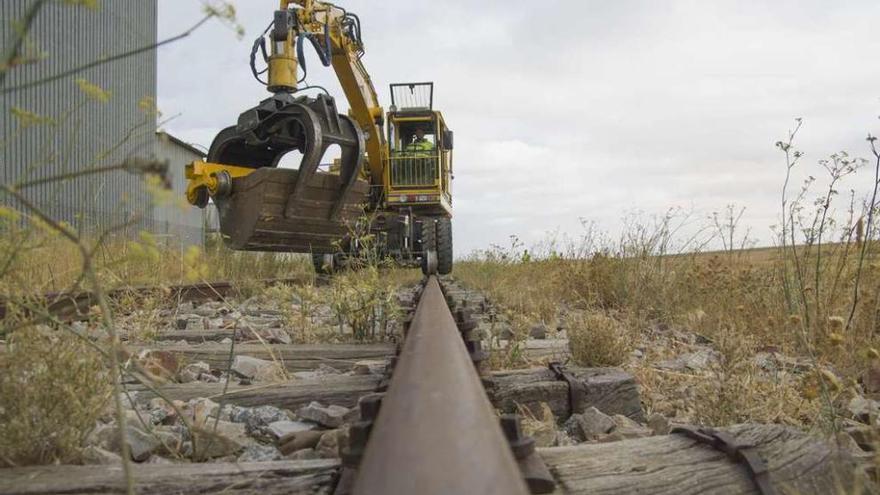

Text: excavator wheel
xmin=436 ymin=217 xmax=453 ymax=275
xmin=419 ymin=218 xmax=436 ymax=276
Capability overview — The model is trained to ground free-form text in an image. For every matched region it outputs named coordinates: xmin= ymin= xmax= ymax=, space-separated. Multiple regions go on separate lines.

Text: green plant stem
xmin=847 ymin=141 xmax=880 ymax=332
xmin=0 ymin=185 xmax=135 ymax=495
xmin=0 ymin=0 xmax=49 ymax=88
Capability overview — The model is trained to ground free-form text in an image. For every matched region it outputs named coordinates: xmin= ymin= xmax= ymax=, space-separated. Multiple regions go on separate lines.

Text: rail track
xmin=346 ymin=275 xmax=542 ymax=494
xmin=0 ymin=276 xmax=312 ymax=322
xmin=0 ymin=274 xmax=870 ymax=494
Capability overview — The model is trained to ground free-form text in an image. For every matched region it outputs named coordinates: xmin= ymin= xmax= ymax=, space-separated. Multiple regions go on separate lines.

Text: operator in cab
xmin=406 ymin=128 xmax=434 ymax=153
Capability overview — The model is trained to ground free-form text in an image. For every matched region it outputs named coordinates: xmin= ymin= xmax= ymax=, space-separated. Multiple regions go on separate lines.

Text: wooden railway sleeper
xmin=671 ymin=425 xmax=778 ymax=495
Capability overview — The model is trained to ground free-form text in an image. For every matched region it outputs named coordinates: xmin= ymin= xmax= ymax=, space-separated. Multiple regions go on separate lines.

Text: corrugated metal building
xmin=154 ymin=131 xmax=206 ymax=248
xmin=1 ymin=0 xmax=205 ymax=247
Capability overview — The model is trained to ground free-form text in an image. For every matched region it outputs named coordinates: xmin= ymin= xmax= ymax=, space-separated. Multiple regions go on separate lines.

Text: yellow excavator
xmin=185 ymin=0 xmax=454 ymax=275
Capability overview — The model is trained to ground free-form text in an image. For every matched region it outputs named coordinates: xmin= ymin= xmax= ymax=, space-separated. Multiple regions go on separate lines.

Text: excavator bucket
xmin=206 ymin=93 xmax=370 ymax=253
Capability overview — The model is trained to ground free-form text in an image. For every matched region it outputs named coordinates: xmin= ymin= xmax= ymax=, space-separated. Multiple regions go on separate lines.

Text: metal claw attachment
xmin=199 ymin=92 xmax=370 ymax=252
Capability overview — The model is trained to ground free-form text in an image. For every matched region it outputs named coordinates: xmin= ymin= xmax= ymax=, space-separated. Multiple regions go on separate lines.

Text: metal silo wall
xmin=1 ymin=0 xmax=158 ymax=238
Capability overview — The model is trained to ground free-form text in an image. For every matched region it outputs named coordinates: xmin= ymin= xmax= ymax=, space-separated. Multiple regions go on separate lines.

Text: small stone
xmin=191 ymin=425 xmax=247 ymax=459
xmin=646 ymin=413 xmax=670 ymax=435
xmin=220 ymin=337 xmax=232 ymax=344
xmin=199 ymin=373 xmax=220 ymax=383
xmin=564 ymin=407 xmax=616 ymax=442
xmin=267 ymin=420 xmax=315 ymax=440
xmin=655 ymin=349 xmax=717 ymax=371
xmin=351 ymin=360 xmax=385 ymax=376
xmin=554 ymin=430 xmax=574 ymax=447
xmin=241 ymin=326 xmax=292 ymax=345
xmin=99 ymin=425 xmax=161 ymax=462
xmin=138 ymin=350 xmax=181 ymax=381
xmin=244 ymin=405 xmax=291 ymax=437
xmin=315 ymin=428 xmax=349 ymax=458
xmin=598 ymin=415 xmax=652 ymax=442
xmin=752 ymin=352 xmax=775 ymax=370
xmin=297 ymin=401 xmax=352 ymax=428
xmin=190 ymin=398 xmax=221 ymax=426
xmin=849 ymin=396 xmax=880 ymax=422
xmin=228 ymin=405 xmax=251 ymax=423
xmin=279 ymin=430 xmax=324 ymax=455
xmin=81 ymin=445 xmax=123 ymax=465
xmin=149 ymin=407 xmax=173 ymax=426
xmin=237 ymin=445 xmax=282 ymax=462
xmin=231 ymin=355 xmax=281 ymax=381
xmin=179 ymin=361 xmax=210 ymax=383
xmin=152 ymin=427 xmax=186 ymax=457
xmin=529 ymin=324 xmax=547 ymax=340
xmin=287 ymin=448 xmax=319 ymax=460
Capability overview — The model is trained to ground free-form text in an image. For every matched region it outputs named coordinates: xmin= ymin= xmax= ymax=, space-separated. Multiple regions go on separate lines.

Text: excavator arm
xmin=281 ymin=0 xmax=387 ymax=182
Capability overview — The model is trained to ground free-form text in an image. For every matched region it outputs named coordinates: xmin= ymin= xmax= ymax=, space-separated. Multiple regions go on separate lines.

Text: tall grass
xmin=0 ymin=225 xmax=313 ymax=297
xmin=456 ymin=122 xmax=880 ymax=430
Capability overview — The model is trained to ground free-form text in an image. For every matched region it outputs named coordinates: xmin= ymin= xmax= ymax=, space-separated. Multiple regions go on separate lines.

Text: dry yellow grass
xmin=0 ymin=227 xmax=313 ymax=297
xmin=0 ymin=326 xmax=112 ymax=466
xmin=455 ymin=235 xmax=880 ymax=430
xmin=565 ymin=309 xmax=633 ymax=367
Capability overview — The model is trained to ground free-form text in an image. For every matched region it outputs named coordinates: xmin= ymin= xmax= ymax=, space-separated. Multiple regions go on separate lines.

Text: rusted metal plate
xmin=215 ymin=168 xmax=369 ymax=253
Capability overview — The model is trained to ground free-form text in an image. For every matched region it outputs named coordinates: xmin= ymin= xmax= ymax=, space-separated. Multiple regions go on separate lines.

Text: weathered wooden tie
xmin=0 ymin=425 xmax=868 ymax=495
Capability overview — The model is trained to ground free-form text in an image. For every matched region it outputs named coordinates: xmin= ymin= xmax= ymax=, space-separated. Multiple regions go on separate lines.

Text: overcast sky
xmin=157 ymin=0 xmax=880 ymax=256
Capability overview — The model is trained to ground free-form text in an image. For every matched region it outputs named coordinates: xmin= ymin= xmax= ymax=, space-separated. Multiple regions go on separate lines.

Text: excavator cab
xmin=384 ymin=83 xmax=453 ymax=214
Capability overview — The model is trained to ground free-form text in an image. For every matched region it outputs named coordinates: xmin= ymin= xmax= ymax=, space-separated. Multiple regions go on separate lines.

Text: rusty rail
xmin=0 ymin=276 xmax=310 ymax=322
xmin=352 ymin=276 xmax=529 ymax=494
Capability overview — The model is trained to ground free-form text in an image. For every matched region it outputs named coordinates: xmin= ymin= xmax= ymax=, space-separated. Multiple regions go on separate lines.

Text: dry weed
xmin=0 ymin=326 xmax=112 ymax=466
xmin=566 ymin=310 xmax=632 ymax=367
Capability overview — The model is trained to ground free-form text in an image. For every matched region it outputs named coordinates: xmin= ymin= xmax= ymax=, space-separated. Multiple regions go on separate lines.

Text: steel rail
xmin=0 ymin=276 xmax=311 ymax=321
xmin=352 ymin=275 xmax=529 ymax=495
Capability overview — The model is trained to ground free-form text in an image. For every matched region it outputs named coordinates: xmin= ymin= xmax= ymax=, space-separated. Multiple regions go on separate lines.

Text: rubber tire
xmin=192 ymin=186 xmax=209 ymax=208
xmin=419 ymin=219 xmax=436 ymax=276
xmin=436 ymin=217 xmax=453 ymax=275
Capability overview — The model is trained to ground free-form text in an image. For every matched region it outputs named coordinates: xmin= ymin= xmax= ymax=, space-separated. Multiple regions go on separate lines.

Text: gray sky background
xmin=157 ymin=0 xmax=880 ymax=256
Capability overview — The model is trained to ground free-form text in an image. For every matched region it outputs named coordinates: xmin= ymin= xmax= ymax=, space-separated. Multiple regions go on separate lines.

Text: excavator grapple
xmin=194 ymin=92 xmax=370 ymax=252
